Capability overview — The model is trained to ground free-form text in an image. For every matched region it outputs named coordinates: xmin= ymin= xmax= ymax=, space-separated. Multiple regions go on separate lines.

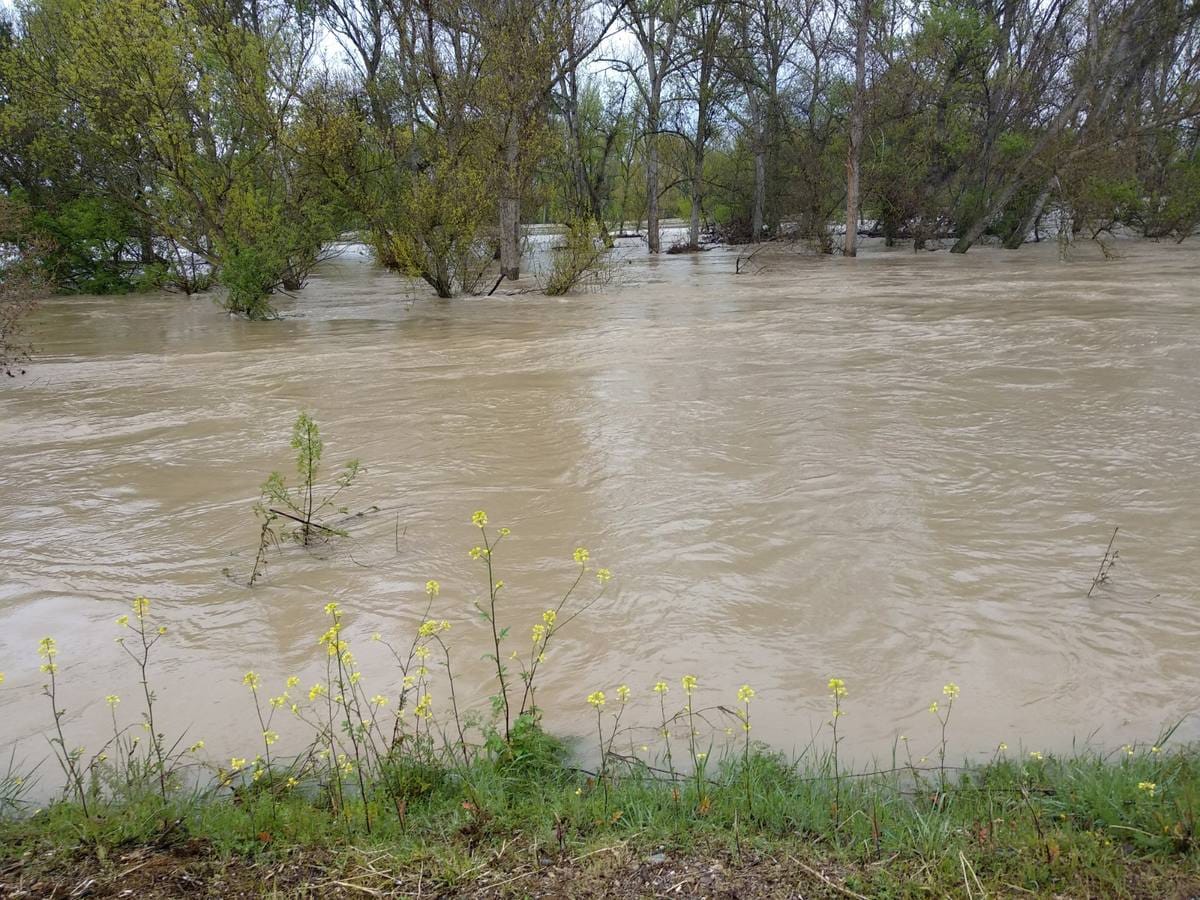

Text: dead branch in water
xmin=1087 ymin=527 xmax=1120 ymax=597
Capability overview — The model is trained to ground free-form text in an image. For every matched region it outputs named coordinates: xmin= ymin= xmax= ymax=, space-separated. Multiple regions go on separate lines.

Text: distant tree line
xmin=0 ymin=0 xmax=1197 ymax=316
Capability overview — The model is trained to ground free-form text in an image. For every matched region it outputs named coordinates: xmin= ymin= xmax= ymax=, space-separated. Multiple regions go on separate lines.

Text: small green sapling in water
xmin=249 ymin=412 xmax=362 ymax=584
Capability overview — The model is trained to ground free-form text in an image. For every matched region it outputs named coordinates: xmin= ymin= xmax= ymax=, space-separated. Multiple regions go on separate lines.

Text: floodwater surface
xmin=2 ymin=236 xmax=1198 ymax=770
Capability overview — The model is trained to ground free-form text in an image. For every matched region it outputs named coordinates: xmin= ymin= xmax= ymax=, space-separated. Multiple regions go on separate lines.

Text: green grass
xmin=3 ymin=729 xmax=1198 ymax=896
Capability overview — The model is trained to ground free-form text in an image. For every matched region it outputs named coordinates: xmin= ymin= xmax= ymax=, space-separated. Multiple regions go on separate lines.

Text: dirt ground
xmin=4 ymin=841 xmax=1200 ymax=899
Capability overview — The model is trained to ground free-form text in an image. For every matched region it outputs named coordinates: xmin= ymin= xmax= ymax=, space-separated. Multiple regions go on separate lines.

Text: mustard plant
xmin=115 ymin=597 xmax=171 ymax=797
xmin=828 ymin=677 xmax=847 ymax=833
xmin=469 ymin=510 xmax=513 ymax=739
xmin=736 ymin=684 xmax=755 ymax=814
xmin=652 ymin=679 xmax=676 ymax=785
xmin=37 ymin=637 xmax=90 ymax=815
xmin=680 ymin=674 xmax=710 ymax=810
xmin=930 ymin=681 xmax=960 ymax=796
xmin=517 ymin=555 xmax=610 ymax=720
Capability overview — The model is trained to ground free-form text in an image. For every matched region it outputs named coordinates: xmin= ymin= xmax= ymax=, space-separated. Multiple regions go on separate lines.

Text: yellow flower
xmin=542 ymin=609 xmax=557 ymax=626
xmin=1138 ymin=781 xmax=1156 ymax=795
xmin=469 ymin=546 xmax=482 ymax=560
xmin=498 ymin=527 xmax=511 ymax=537
xmin=426 ymin=580 xmax=440 ymax=596
xmin=415 ymin=645 xmax=430 ymax=660
xmin=349 ymin=672 xmax=361 ymax=685
xmin=493 ymin=580 xmax=504 ymax=591
xmin=1123 ymin=744 xmax=1135 ymax=756
xmin=596 ymin=568 xmax=612 ymax=582
xmin=132 ymin=597 xmax=150 ymax=618
xmin=419 ymin=620 xmax=439 ymax=637
xmin=105 ymin=694 xmax=120 ymax=706
xmin=323 ymin=601 xmax=340 ymax=617
xmin=269 ymin=694 xmax=287 ymax=708
xmin=1029 ymin=751 xmax=1043 ymax=760
xmin=37 ymin=637 xmax=56 ymax=659
xmin=943 ymin=682 xmax=960 ymax=700
xmin=928 ymin=701 xmax=939 ymax=714
xmin=116 ymin=615 xmax=129 ymax=627
xmin=263 ymin=730 xmax=279 ymax=746
xmin=737 ymin=684 xmax=755 ymax=703
xmin=230 ymin=757 xmax=246 ymax=770
xmin=998 ymin=742 xmax=1008 ymax=751
xmin=371 ymin=695 xmax=388 ymax=706
xmin=1151 ymin=745 xmax=1162 ymax=754
xmin=286 ymin=676 xmax=300 ymax=689
xmin=414 ymin=693 xmax=433 ymax=719
xmin=653 ymin=680 xmax=669 ymax=694
xmin=531 ymin=624 xmax=546 ymax=643
xmin=573 ymin=547 xmax=590 ymax=564
xmin=587 ymin=691 xmax=606 ymax=708
xmin=286 ymin=777 xmax=299 ymax=789
xmin=309 ymin=683 xmax=327 ymax=700
xmin=370 ymin=632 xmax=382 ymax=641
xmin=827 ymin=678 xmax=847 ymax=698
xmin=188 ymin=740 xmax=204 ymax=753
xmin=0 ymin=672 xmax=4 ymax=686
xmin=472 ymin=510 xmax=488 ymax=527
xmin=157 ymin=625 xmax=167 ymax=635
xmin=617 ymin=684 xmax=631 ymax=703
xmin=242 ymin=671 xmax=260 ymax=690
xmin=681 ymin=675 xmax=698 ymax=694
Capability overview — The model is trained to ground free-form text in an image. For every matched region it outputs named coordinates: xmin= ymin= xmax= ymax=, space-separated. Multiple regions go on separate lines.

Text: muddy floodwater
xmin=2 ymin=236 xmax=1199 ymax=770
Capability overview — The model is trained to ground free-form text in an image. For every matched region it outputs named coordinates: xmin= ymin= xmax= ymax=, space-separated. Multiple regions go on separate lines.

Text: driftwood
xmin=268 ymin=507 xmax=340 ymax=535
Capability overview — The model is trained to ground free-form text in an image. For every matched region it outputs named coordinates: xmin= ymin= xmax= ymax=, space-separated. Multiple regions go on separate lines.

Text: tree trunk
xmin=499 ymin=118 xmax=521 ymax=280
xmin=689 ymin=142 xmax=705 ymax=249
xmin=689 ymin=179 xmax=701 ymax=248
xmin=844 ymin=0 xmax=868 ymax=258
xmin=752 ymin=149 xmax=766 ymax=241
xmin=1003 ymin=176 xmax=1058 ymax=249
xmin=646 ymin=126 xmax=660 ymax=253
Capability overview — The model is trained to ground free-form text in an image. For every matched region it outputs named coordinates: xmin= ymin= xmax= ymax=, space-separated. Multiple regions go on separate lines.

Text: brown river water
xmin=2 ymin=235 xmax=1199 ymax=774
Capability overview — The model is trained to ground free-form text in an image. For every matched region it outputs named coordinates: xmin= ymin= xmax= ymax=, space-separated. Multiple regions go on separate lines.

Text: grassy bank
xmin=2 ymin=731 xmax=1198 ymax=897
xmin=3 ymin=514 xmax=1198 ymax=895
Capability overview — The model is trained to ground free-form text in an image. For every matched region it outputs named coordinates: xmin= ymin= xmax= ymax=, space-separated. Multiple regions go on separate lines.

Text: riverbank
xmin=3 ymin=735 xmax=1197 ymax=897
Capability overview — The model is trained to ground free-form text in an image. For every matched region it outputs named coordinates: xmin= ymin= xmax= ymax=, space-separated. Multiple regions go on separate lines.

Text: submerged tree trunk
xmin=499 ymin=119 xmax=521 ymax=281
xmin=1003 ymin=176 xmax=1058 ymax=249
xmin=689 ymin=172 xmax=701 ymax=248
xmin=752 ymin=150 xmax=766 ymax=241
xmin=689 ymin=121 xmax=707 ymax=249
xmin=646 ymin=130 xmax=660 ymax=253
xmin=844 ymin=0 xmax=868 ymax=257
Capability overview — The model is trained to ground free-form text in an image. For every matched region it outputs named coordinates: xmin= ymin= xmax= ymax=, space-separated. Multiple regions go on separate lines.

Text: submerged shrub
xmin=544 ymin=218 xmax=610 ymax=296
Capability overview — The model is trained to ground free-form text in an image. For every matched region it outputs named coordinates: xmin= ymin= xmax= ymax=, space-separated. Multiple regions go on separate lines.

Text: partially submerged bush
xmin=0 ymin=239 xmax=44 ymax=377
xmin=544 ymin=218 xmax=610 ymax=296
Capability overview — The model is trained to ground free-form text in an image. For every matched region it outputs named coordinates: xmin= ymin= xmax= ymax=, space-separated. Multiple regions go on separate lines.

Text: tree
xmin=612 ymin=0 xmax=692 ymax=253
